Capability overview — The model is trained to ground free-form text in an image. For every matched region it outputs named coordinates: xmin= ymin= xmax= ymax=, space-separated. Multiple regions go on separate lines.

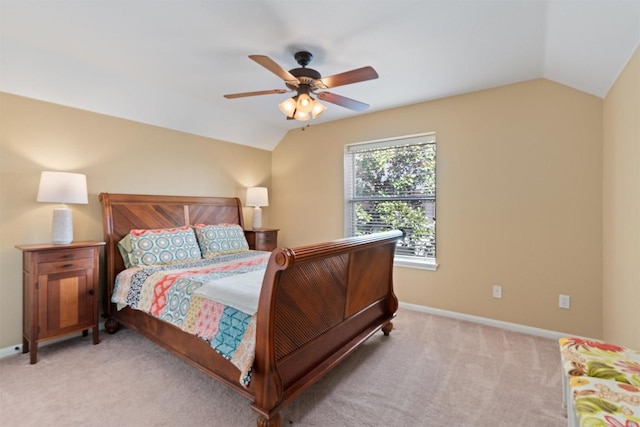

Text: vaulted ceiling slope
xmin=1 ymin=0 xmax=639 ymax=151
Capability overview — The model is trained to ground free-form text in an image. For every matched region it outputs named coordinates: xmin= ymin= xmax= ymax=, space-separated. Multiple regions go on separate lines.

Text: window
xmin=344 ymin=133 xmax=437 ymax=269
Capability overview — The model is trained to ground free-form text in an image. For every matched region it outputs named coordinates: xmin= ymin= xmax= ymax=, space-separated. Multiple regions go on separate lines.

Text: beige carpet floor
xmin=0 ymin=308 xmax=567 ymax=426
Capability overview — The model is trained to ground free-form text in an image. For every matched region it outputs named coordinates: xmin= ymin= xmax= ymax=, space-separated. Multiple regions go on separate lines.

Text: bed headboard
xmin=99 ymin=193 xmax=245 ymax=300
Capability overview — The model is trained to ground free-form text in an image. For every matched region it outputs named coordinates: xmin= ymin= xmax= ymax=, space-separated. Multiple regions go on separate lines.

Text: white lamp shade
xmin=296 ymin=93 xmax=314 ymax=113
xmin=246 ymin=187 xmax=269 ymax=207
xmin=293 ymin=110 xmax=310 ymax=121
xmin=37 ymin=171 xmax=88 ymax=204
xmin=311 ymin=100 xmax=327 ymax=118
xmin=278 ymin=97 xmax=297 ymax=117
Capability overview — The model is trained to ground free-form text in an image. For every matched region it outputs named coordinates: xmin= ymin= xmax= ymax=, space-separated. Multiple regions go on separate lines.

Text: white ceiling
xmin=2 ymin=0 xmax=639 ymax=151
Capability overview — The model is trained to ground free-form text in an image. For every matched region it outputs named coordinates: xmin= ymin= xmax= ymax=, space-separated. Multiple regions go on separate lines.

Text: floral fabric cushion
xmin=124 ymin=226 xmax=202 ymax=267
xmin=194 ymin=223 xmax=249 ymax=258
xmin=559 ymin=337 xmax=640 ymax=387
xmin=569 ymin=376 xmax=640 ymax=427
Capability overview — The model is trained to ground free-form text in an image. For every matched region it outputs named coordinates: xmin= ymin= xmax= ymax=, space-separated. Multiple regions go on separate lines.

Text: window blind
xmin=345 ymin=133 xmax=436 ymax=260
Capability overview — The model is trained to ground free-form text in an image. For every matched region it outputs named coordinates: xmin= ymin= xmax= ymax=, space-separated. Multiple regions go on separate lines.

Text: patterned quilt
xmin=112 ymin=250 xmax=272 ymax=386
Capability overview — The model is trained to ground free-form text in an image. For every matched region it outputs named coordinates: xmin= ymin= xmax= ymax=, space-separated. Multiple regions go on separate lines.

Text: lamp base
xmin=252 ymin=206 xmax=262 ymax=229
xmin=51 ymin=207 xmax=73 ymax=245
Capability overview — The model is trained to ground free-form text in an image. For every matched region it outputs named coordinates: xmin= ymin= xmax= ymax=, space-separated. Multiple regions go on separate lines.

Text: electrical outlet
xmin=492 ymin=285 xmax=502 ymax=299
xmin=559 ymin=294 xmax=571 ymax=309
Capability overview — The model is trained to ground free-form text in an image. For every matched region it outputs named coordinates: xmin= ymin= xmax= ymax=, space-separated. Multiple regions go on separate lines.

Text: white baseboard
xmin=0 ymin=326 xmax=105 ymax=360
xmin=0 ymin=343 xmax=25 ymax=360
xmin=1 ymin=305 xmax=583 ymax=360
xmin=399 ymin=302 xmax=582 ymax=340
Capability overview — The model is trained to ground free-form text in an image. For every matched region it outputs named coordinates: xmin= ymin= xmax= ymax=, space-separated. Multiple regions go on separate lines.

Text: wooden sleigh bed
xmin=99 ymin=193 xmax=402 ymax=427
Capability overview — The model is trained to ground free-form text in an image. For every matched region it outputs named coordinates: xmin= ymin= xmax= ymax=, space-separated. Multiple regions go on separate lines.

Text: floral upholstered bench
xmin=559 ymin=337 xmax=640 ymax=427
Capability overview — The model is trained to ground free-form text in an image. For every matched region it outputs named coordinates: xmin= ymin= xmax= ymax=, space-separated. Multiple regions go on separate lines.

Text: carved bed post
xmin=256 ymin=414 xmax=281 ymax=427
xmin=382 ymin=238 xmax=400 ymax=336
xmin=99 ymin=193 xmax=119 ymax=334
xmin=382 ymin=322 xmax=394 ymax=336
xmin=251 ymin=249 xmax=292 ymax=427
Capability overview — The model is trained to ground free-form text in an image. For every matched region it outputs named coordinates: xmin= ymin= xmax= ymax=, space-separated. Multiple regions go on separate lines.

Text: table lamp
xmin=36 ymin=171 xmax=88 ymax=244
xmin=246 ymin=187 xmax=268 ymax=229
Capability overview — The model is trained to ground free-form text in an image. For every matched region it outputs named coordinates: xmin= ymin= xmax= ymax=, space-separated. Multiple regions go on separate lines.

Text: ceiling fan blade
xmin=249 ymin=55 xmax=300 ymax=86
xmin=317 ymin=92 xmax=370 ymax=111
xmin=318 ymin=66 xmax=378 ymax=89
xmin=223 ymin=89 xmax=288 ymax=99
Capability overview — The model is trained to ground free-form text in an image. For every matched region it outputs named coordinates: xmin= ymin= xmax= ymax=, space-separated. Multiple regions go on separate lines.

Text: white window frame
xmin=344 ymin=133 xmax=438 ymax=271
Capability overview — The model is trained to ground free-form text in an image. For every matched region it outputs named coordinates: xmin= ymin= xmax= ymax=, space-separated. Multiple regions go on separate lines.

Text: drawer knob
xmin=63 ymin=254 xmax=74 ymax=259
xmin=62 ymin=263 xmax=74 ymax=268
xmin=88 ymin=289 xmax=95 ymax=296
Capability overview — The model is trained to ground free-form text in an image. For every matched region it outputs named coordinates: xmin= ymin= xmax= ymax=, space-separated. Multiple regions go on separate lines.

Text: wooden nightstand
xmin=15 ymin=241 xmax=105 ymax=364
xmin=244 ymin=228 xmax=279 ymax=251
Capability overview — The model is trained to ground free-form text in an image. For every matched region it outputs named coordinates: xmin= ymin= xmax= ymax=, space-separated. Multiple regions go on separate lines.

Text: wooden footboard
xmin=99 ymin=193 xmax=402 ymax=427
xmin=252 ymin=230 xmax=402 ymax=425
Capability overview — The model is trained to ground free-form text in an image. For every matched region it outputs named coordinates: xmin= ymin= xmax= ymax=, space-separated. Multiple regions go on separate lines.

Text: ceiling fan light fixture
xmin=296 ymin=93 xmax=314 ymax=113
xmin=311 ymin=100 xmax=327 ymax=119
xmin=293 ymin=110 xmax=310 ymax=121
xmin=279 ymin=94 xmax=324 ymax=121
xmin=278 ymin=97 xmax=297 ymax=117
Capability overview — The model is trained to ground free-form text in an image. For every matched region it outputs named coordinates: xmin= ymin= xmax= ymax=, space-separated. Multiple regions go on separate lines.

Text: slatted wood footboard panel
xmin=252 ymin=230 xmax=402 ymax=419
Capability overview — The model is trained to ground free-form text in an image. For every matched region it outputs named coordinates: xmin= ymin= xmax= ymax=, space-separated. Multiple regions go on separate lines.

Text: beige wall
xmin=0 ymin=93 xmax=272 ymax=348
xmin=603 ymin=46 xmax=640 ymax=349
xmin=273 ymin=79 xmax=604 ymax=338
xmin=4 ymin=67 xmax=633 ymax=349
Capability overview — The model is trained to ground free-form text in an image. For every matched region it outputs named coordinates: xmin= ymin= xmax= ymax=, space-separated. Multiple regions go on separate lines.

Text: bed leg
xmin=104 ymin=318 xmax=119 ymax=334
xmin=257 ymin=413 xmax=281 ymax=427
xmin=382 ymin=321 xmax=394 ymax=336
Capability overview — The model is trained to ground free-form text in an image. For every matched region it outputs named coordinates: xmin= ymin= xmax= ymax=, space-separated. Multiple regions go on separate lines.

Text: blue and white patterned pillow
xmin=125 ymin=226 xmax=202 ymax=267
xmin=194 ymin=223 xmax=249 ymax=258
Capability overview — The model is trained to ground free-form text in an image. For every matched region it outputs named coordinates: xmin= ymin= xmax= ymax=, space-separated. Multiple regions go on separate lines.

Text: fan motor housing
xmin=287 ymin=68 xmax=321 ymax=90
xmin=285 ymin=51 xmax=322 ymax=90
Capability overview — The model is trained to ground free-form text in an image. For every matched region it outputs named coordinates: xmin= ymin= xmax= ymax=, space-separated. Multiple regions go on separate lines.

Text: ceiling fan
xmin=223 ymin=51 xmax=378 ymax=121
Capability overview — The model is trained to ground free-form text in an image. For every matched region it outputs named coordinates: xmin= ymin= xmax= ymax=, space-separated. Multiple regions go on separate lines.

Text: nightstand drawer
xmin=245 ymin=228 xmax=279 ymax=251
xmin=38 ymin=248 xmax=94 ymax=263
xmin=257 ymin=233 xmax=277 ymax=246
xmin=38 ymin=258 xmax=95 ymax=275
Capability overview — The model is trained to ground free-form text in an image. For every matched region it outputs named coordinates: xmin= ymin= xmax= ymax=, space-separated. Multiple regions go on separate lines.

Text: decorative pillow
xmin=117 ymin=234 xmax=136 ymax=269
xmin=194 ymin=223 xmax=249 ymax=258
xmin=125 ymin=226 xmax=202 ymax=267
